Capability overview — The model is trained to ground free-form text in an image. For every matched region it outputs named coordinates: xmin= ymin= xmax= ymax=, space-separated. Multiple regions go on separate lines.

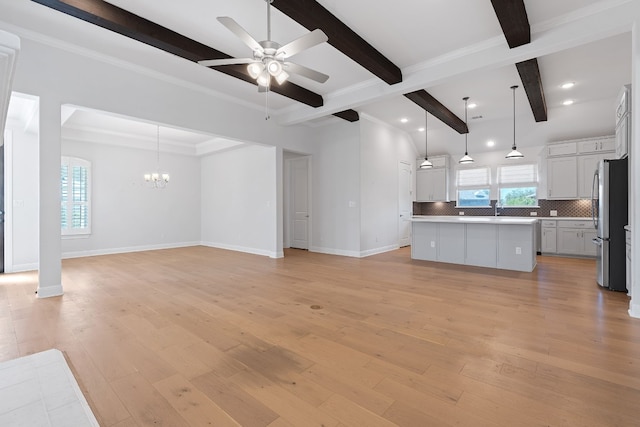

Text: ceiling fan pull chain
xmin=265 ymin=86 xmax=270 ymax=120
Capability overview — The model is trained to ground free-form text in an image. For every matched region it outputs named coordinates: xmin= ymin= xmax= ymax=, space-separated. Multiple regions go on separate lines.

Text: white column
xmin=37 ymin=97 xmax=63 ymax=298
xmin=274 ymin=146 xmax=284 ymax=258
xmin=630 ymin=6 xmax=640 ymax=318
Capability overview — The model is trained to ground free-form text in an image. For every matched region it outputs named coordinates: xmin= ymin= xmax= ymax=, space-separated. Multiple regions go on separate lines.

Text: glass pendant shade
xmin=247 ymin=62 xmax=264 ymax=79
xmin=420 ymin=158 xmax=433 ymax=169
xmin=506 ymin=85 xmax=524 ymax=159
xmin=459 ymin=96 xmax=474 ymax=164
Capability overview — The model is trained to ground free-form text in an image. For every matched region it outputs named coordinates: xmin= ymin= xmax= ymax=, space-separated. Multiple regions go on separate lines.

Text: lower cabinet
xmin=466 ymin=224 xmax=497 ymax=268
xmin=541 ymin=221 xmax=557 ymax=254
xmin=438 ymin=223 xmax=465 ymax=264
xmin=556 ymin=220 xmax=597 ymax=257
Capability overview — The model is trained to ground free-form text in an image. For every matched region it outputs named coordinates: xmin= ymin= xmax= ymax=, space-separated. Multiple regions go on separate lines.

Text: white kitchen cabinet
xmin=577 ymin=137 xmax=615 ymax=154
xmin=416 ymin=168 xmax=448 ymax=202
xmin=556 ymin=220 xmax=596 ymax=257
xmin=577 ymin=154 xmax=606 ymax=199
xmin=438 ymin=223 xmax=465 ymax=264
xmin=547 ymin=157 xmax=577 ymax=199
xmin=411 ymin=222 xmax=438 ymax=261
xmin=541 ymin=220 xmax=557 ymax=253
xmin=626 ymin=227 xmax=632 ymax=297
xmin=547 ymin=142 xmax=577 ymax=157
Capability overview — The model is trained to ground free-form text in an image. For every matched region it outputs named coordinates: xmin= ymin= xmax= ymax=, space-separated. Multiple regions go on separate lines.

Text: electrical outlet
xmin=550 ymin=210 xmax=558 ymax=217
xmin=530 ymin=212 xmax=537 ymax=216
xmin=459 ymin=211 xmax=465 ymax=216
xmin=430 ymin=241 xmax=435 ymax=248
xmin=515 ymin=247 xmax=522 ymax=255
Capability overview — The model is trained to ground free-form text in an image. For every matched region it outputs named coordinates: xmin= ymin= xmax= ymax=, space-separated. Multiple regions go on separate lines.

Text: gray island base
xmin=411 ymin=216 xmax=537 ymax=272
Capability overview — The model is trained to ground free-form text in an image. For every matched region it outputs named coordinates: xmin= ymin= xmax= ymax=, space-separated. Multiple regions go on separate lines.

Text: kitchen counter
xmin=412 ymin=216 xmax=536 ymax=272
xmin=412 ymin=215 xmax=538 ymax=225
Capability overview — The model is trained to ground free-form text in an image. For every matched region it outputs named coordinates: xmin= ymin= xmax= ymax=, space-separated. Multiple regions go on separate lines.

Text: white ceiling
xmin=0 ymin=0 xmax=634 ymax=157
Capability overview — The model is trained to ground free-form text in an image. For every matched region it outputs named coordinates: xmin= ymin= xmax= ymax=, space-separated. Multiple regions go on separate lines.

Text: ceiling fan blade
xmin=276 ymin=29 xmax=328 ymax=58
xmin=217 ymin=16 xmax=262 ymax=52
xmin=198 ymin=58 xmax=255 ymax=67
xmin=285 ymin=62 xmax=329 ymax=83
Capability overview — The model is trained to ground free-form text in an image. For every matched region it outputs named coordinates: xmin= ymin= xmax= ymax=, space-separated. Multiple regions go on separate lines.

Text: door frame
xmin=398 ymin=160 xmax=413 ymax=248
xmin=284 ymin=154 xmax=312 ymax=250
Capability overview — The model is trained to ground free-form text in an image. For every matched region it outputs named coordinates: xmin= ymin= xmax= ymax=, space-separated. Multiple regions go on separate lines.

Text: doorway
xmin=398 ymin=161 xmax=412 ymax=247
xmin=284 ymin=154 xmax=311 ymax=250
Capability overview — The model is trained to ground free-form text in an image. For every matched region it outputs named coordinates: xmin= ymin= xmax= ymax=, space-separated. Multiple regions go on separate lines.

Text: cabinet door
xmin=547 ymin=142 xmax=577 ymax=157
xmin=582 ymin=229 xmax=598 ymax=256
xmin=430 ymin=168 xmax=447 ymax=201
xmin=541 ymin=227 xmax=557 ymax=253
xmin=438 ymin=223 xmax=465 ymax=264
xmin=416 ymin=169 xmax=448 ymax=202
xmin=547 ymin=157 xmax=577 ymax=199
xmin=577 ymin=154 xmax=604 ymax=199
xmin=557 ymin=228 xmax=582 ymax=254
xmin=616 ymin=116 xmax=629 ymax=159
xmin=600 ymin=137 xmax=615 ymax=152
xmin=415 ymin=170 xmax=433 ymax=201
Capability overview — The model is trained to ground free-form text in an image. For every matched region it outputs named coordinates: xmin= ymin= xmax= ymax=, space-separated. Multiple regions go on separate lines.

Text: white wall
xmin=360 ymin=116 xmax=418 ymax=255
xmin=201 ymin=144 xmax=279 ymax=258
xmin=5 ymin=127 xmax=39 ymax=271
xmin=60 ymin=140 xmax=201 ymax=258
xmin=309 ymin=120 xmax=361 ymax=256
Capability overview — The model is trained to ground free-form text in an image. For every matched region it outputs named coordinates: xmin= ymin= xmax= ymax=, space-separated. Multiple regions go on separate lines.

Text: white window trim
xmin=61 ymin=156 xmax=92 ymax=236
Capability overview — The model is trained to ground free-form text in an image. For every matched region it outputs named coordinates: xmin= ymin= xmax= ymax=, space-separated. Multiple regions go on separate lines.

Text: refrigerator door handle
xmin=591 ymin=169 xmax=599 ymax=229
xmin=592 ymin=237 xmax=602 ymax=246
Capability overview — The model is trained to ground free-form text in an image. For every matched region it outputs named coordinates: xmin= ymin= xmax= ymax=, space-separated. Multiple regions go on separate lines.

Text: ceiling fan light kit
xmin=459 ymin=96 xmax=474 ymax=164
xmin=198 ymin=0 xmax=329 ymax=94
xmin=506 ymin=85 xmax=524 ymax=159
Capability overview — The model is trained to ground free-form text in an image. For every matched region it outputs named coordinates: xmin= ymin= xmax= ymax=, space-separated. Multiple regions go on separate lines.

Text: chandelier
xmin=144 ymin=125 xmax=170 ymax=188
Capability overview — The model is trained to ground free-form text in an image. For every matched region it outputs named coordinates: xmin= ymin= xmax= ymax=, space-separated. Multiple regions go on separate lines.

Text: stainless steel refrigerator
xmin=591 ymin=158 xmax=628 ymax=291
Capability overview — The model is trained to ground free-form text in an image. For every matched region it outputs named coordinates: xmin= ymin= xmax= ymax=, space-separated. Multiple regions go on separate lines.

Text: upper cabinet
xmin=416 ymin=155 xmax=449 ymax=202
xmin=546 ymin=137 xmax=615 ymax=200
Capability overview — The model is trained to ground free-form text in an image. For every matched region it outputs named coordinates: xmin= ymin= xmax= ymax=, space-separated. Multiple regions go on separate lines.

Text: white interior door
xmin=291 ymin=157 xmax=309 ymax=249
xmin=399 ymin=161 xmax=412 ymax=247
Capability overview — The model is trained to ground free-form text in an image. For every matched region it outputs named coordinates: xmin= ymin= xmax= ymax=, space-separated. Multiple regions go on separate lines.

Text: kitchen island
xmin=412 ymin=216 xmax=538 ymax=272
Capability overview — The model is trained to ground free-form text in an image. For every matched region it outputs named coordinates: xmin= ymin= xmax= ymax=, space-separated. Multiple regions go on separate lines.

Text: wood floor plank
xmin=0 ymin=247 xmax=638 ymax=426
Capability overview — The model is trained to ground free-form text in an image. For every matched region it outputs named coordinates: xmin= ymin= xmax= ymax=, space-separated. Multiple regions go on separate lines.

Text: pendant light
xmin=144 ymin=125 xmax=170 ymax=189
xmin=506 ymin=85 xmax=524 ymax=159
xmin=459 ymin=96 xmax=474 ymax=164
xmin=420 ymin=111 xmax=433 ymax=169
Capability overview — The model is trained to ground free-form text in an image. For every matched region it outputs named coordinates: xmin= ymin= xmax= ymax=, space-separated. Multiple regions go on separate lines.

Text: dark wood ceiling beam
xmin=30 ymin=0 xmax=324 ymax=108
xmin=516 ymin=58 xmax=547 ymax=122
xmin=333 ymin=110 xmax=359 ymax=122
xmin=404 ymin=90 xmax=468 ymax=134
xmin=490 ymin=0 xmax=530 ymax=48
xmin=491 ymin=0 xmax=547 ymax=121
xmin=271 ymin=0 xmax=402 ymax=85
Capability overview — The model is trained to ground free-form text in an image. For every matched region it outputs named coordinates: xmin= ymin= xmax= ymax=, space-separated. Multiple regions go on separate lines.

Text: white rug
xmin=0 ymin=349 xmax=99 ymax=426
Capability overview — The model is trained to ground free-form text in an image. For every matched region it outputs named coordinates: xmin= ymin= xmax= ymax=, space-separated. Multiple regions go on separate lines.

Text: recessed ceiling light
xmin=487 ymin=140 xmax=495 ymax=147
xmin=400 ymin=118 xmax=408 ymax=123
xmin=563 ymin=99 xmax=574 ymax=106
xmin=418 ymin=127 xmax=425 ymax=132
xmin=561 ymin=82 xmax=575 ymax=89
xmin=468 ymin=103 xmax=477 ymax=109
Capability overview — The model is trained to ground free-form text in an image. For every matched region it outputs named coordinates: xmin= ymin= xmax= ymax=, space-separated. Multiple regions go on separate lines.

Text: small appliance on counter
xmin=591 ymin=158 xmax=628 ymax=291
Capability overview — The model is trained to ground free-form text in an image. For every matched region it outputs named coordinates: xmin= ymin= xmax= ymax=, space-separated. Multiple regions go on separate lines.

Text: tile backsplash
xmin=414 ymin=199 xmax=593 ymax=218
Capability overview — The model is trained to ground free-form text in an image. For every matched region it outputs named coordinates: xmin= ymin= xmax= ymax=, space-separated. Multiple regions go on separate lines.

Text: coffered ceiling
xmin=0 ymin=0 xmax=635 ymax=156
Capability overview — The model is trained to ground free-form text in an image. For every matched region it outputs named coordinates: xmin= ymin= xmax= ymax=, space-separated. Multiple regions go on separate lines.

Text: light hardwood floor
xmin=1 ymin=246 xmax=639 ymax=426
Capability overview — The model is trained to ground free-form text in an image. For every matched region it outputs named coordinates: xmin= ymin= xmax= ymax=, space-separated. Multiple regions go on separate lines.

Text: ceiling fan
xmin=198 ymin=0 xmax=330 ymax=92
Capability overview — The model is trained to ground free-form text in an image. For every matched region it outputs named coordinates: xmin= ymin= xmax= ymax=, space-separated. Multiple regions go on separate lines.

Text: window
xmin=498 ymin=163 xmax=538 ymax=207
xmin=456 ymin=166 xmax=491 ymax=207
xmin=61 ymin=156 xmax=91 ymax=235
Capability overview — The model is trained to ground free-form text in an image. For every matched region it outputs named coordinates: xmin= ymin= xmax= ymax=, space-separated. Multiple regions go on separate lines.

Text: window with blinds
xmin=497 ymin=163 xmax=538 ymax=207
xmin=61 ymin=157 xmax=91 ymax=235
xmin=456 ymin=166 xmax=491 ymax=207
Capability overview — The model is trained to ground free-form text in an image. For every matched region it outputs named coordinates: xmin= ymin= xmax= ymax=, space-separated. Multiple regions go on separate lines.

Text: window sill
xmin=455 ymin=205 xmax=491 ymax=209
xmin=62 ymin=234 xmax=91 ymax=240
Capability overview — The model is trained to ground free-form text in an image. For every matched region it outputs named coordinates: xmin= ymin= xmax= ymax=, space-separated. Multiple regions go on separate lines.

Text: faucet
xmin=495 ymin=201 xmax=501 ymax=216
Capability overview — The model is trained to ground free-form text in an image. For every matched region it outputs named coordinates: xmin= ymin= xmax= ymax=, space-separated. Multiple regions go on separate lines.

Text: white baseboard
xmin=360 ymin=244 xmax=400 ymax=257
xmin=309 ymin=244 xmax=399 ymax=258
xmin=309 ymin=246 xmax=362 ymax=258
xmin=629 ymin=301 xmax=640 ymax=319
xmin=6 ymin=262 xmax=39 ymax=273
xmin=200 ymin=241 xmax=282 ymax=259
xmin=36 ymin=284 xmax=63 ymax=298
xmin=61 ymin=241 xmax=200 ymax=259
